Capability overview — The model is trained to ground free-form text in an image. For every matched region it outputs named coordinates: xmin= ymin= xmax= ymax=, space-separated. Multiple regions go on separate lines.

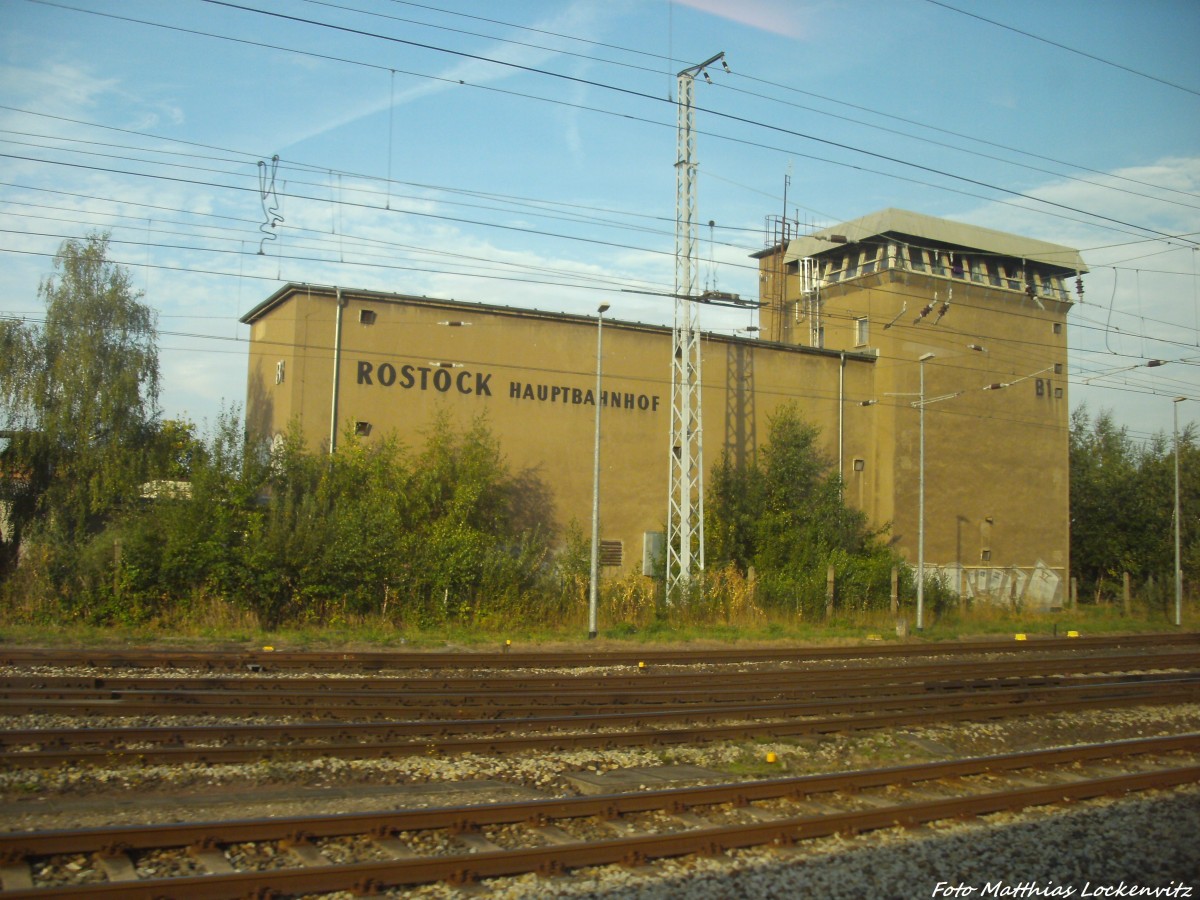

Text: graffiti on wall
xmin=924 ymin=561 xmax=1063 ymax=611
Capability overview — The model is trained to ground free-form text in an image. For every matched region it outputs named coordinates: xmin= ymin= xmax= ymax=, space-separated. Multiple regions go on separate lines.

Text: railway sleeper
xmin=93 ymin=850 xmax=137 ymax=883
xmin=0 ymin=861 xmax=33 ymax=891
xmin=186 ymin=845 xmax=235 ymax=874
xmin=529 ymin=825 xmax=576 ymax=846
xmin=668 ymin=812 xmax=711 ymax=830
xmin=371 ymin=836 xmax=418 ymax=860
xmin=456 ymin=833 xmax=504 ymax=854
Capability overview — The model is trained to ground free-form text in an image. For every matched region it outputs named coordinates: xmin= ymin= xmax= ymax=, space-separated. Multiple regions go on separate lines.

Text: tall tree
xmin=1069 ymin=405 xmax=1200 ymax=603
xmin=706 ymin=403 xmax=899 ymax=614
xmin=0 ymin=232 xmax=160 ymax=547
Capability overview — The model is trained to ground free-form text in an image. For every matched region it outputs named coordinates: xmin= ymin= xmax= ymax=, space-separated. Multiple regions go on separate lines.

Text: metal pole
xmin=1175 ymin=397 xmax=1185 ymax=627
xmin=917 ymin=352 xmax=934 ymax=631
xmin=329 ymin=287 xmax=345 ymax=453
xmin=667 ymin=51 xmax=724 ymax=597
xmin=589 ymin=303 xmax=610 ymax=639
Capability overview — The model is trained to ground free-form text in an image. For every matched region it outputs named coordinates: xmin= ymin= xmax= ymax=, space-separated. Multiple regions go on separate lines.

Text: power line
xmin=924 ymin=0 xmax=1200 ymax=98
xmin=197 ymin=0 xmax=1200 ymax=247
xmin=24 ymin=0 xmax=1195 ymax=249
xmin=365 ymin=0 xmax=1200 ymax=206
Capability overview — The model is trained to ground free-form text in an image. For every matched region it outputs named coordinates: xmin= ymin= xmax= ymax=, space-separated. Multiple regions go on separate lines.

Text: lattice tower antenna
xmin=667 ymin=51 xmax=727 ymax=596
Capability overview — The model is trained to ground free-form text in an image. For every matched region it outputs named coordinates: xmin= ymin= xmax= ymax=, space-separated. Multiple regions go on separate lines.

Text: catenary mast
xmin=667 ymin=52 xmax=726 ymax=596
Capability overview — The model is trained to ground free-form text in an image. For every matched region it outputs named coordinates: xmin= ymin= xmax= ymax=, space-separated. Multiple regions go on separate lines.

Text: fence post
xmin=890 ymin=566 xmax=899 ymax=615
xmin=825 ymin=564 xmax=835 ymax=619
xmin=1070 ymin=577 xmax=1078 ymax=610
xmin=1123 ymin=572 xmax=1131 ymax=615
xmin=113 ymin=538 xmax=122 ymax=600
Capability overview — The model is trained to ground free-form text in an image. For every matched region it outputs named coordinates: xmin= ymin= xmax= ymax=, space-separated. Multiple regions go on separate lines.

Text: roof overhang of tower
xmin=783 ymin=207 xmax=1088 ymax=276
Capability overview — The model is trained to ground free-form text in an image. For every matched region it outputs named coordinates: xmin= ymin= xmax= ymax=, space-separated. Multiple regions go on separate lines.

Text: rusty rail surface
xmin=3 ymin=676 xmax=1198 ymax=768
xmin=1 ymin=646 xmax=1195 ymax=726
xmin=0 ymin=662 xmax=1195 ymax=724
xmin=2 ymin=632 xmax=1197 ymax=672
xmin=1 ymin=734 xmax=1196 ymax=898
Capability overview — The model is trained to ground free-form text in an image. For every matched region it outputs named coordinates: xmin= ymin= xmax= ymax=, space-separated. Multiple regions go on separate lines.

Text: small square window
xmin=1054 ymin=387 xmax=1064 ymax=399
xmin=1053 ymin=323 xmax=1063 ymax=335
xmin=354 ymin=421 xmax=372 ymax=436
xmin=359 ymin=309 xmax=377 ymax=325
xmin=1054 ymin=363 xmax=1063 ymax=374
xmin=981 ymin=549 xmax=992 ymax=562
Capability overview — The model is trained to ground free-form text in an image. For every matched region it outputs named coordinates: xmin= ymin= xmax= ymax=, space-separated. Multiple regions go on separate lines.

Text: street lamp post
xmin=1175 ymin=396 xmax=1186 ymax=628
xmin=589 ymin=303 xmax=610 ymax=639
xmin=916 ymin=352 xmax=935 ymax=631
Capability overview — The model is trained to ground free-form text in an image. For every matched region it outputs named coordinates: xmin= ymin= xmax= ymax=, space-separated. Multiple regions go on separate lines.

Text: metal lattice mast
xmin=667 ymin=52 xmax=725 ymax=596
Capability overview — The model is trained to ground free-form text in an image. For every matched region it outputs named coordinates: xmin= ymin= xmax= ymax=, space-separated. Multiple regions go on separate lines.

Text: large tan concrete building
xmin=242 ymin=208 xmax=1086 ymax=607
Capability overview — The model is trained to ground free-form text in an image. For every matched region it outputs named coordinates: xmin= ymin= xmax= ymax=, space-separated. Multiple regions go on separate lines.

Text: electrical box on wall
xmin=643 ymin=531 xmax=665 ymax=577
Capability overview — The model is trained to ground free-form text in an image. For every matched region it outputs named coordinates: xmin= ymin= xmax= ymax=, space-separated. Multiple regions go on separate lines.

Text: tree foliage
xmin=1070 ymin=405 xmax=1200 ymax=604
xmin=706 ymin=403 xmax=904 ymax=617
xmin=15 ymin=408 xmax=558 ymax=628
xmin=0 ymin=233 xmax=160 ymax=548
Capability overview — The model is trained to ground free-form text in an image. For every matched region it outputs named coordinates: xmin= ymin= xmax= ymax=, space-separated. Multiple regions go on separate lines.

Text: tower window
xmin=855 ymin=317 xmax=869 ymax=347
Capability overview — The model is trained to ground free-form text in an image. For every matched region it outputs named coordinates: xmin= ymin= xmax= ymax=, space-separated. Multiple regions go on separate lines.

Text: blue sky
xmin=1 ymin=0 xmax=1198 ymax=444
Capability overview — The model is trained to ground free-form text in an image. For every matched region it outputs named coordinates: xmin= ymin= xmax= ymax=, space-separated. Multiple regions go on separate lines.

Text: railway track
xmin=3 ymin=672 xmax=1198 ymax=768
xmin=3 ymin=636 xmax=1198 ymax=895
xmin=2 ymin=649 xmax=1197 ymax=719
xmin=2 ymin=631 xmax=1197 ymax=672
xmin=0 ymin=733 xmax=1195 ymax=898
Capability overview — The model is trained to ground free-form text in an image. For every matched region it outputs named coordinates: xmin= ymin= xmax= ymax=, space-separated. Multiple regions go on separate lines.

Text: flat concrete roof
xmin=240 ymin=283 xmax=877 ymax=364
xmin=782 ymin=208 xmax=1088 ymax=274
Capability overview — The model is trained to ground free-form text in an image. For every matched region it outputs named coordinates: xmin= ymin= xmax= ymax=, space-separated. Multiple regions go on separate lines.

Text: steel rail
xmin=2 ymin=667 xmax=1194 ymax=721
xmin=4 ymin=732 xmax=1197 ymax=858
xmin=3 ymin=647 xmax=1196 ymax=692
xmin=1 ymin=752 xmax=1196 ymax=898
xmin=3 ymin=673 xmax=1195 ymax=751
xmin=1 ymin=650 xmax=1194 ymax=719
xmin=2 ymin=632 xmax=1197 ymax=671
xmin=3 ymin=681 xmax=1198 ymax=767
xmin=1 ymin=732 xmax=1194 ymax=860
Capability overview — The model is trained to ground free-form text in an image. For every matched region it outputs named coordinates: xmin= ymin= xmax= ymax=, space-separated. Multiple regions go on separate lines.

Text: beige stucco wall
xmin=760 ymin=255 xmax=1071 ymax=603
xmin=245 ymin=287 xmax=877 ymax=573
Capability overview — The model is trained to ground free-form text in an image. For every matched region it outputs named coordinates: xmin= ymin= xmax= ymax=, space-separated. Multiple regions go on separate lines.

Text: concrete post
xmin=826 ymin=564 xmax=835 ymax=619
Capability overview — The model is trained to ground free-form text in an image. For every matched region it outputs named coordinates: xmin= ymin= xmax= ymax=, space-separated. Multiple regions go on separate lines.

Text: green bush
xmin=706 ymin=403 xmax=907 ymax=619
